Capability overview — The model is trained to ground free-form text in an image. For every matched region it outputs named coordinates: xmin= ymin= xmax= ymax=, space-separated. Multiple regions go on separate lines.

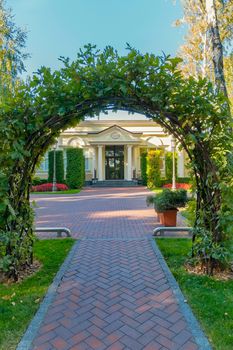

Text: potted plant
xmin=146 ymin=189 xmax=188 ymax=226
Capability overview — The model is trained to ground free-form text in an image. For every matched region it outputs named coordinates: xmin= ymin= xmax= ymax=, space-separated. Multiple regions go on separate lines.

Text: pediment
xmin=88 ymin=125 xmax=142 ymax=144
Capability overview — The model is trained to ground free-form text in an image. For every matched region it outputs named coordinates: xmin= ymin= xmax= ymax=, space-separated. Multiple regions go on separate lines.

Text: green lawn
xmin=31 ymin=189 xmax=81 ymax=195
xmin=152 ymin=187 xmax=163 ymax=194
xmin=0 ymin=239 xmax=75 ymax=350
xmin=156 ymin=238 xmax=233 ymax=350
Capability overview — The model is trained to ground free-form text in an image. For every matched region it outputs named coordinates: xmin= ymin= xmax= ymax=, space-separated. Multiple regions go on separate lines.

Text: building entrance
xmin=105 ymin=145 xmax=124 ymax=180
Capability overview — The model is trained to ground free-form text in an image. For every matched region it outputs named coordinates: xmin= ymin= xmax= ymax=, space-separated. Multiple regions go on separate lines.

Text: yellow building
xmin=37 ymin=111 xmax=187 ymax=184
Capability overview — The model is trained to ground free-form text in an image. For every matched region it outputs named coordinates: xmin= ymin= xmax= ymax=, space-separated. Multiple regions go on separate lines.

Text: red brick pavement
xmin=33 ymin=187 xmax=156 ymax=239
xmin=30 ymin=187 xmax=199 ymax=349
xmin=31 ymin=239 xmax=198 ymax=350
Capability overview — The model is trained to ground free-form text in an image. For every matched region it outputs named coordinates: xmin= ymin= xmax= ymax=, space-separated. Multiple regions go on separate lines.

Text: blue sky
xmin=7 ymin=0 xmax=186 ymax=77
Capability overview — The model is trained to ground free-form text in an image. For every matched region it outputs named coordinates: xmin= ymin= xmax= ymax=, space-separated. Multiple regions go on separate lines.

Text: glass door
xmin=105 ymin=146 xmax=124 ymax=180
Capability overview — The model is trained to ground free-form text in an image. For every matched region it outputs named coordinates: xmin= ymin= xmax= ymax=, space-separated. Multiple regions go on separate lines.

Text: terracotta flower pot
xmin=158 ymin=209 xmax=178 ymax=226
xmin=157 ymin=213 xmax=163 ymax=224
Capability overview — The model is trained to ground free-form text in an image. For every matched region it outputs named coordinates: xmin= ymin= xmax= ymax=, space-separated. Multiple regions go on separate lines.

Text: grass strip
xmin=156 ymin=238 xmax=233 ymax=350
xmin=0 ymin=238 xmax=75 ymax=350
xmin=31 ymin=189 xmax=81 ymax=195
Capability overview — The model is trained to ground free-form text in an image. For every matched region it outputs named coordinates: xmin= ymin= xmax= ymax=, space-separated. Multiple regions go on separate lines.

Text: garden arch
xmin=0 ymin=45 xmax=232 ymax=278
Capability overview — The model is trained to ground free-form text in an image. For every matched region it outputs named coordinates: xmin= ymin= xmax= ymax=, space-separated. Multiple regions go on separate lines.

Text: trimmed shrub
xmin=160 ymin=178 xmax=169 ymax=187
xmin=48 ymin=150 xmax=64 ymax=183
xmin=31 ymin=177 xmax=48 ymax=186
xmin=31 ymin=183 xmax=68 ymax=192
xmin=177 ymin=177 xmax=191 ymax=183
xmin=149 ymin=189 xmax=188 ymax=212
xmin=165 ymin=151 xmax=177 ymax=182
xmin=140 ymin=151 xmax=148 ymax=185
xmin=66 ymin=148 xmax=85 ymax=189
xmin=147 ymin=150 xmax=162 ymax=188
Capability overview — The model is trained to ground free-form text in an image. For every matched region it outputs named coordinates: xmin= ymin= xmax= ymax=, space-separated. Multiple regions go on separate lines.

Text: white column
xmin=92 ymin=147 xmax=96 ymax=179
xmin=171 ymin=137 xmax=176 ymax=190
xmin=177 ymin=150 xmax=185 ymax=178
xmin=127 ymin=145 xmax=132 ymax=180
xmin=98 ymin=145 xmax=103 ymax=181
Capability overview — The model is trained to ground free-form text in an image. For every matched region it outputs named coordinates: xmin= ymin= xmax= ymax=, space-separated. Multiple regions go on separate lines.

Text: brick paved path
xmin=33 ymin=187 xmax=156 ymax=239
xmin=27 ymin=188 xmax=206 ymax=350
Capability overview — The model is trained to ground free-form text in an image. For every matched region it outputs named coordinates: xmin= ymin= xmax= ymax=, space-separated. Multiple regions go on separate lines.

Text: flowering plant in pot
xmin=146 ymin=189 xmax=188 ymax=226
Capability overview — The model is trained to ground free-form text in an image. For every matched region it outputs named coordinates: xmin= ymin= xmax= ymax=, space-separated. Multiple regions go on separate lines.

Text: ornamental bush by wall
xmin=66 ymin=148 xmax=85 ymax=189
xmin=140 ymin=151 xmax=147 ymax=185
xmin=48 ymin=150 xmax=64 ymax=183
xmin=147 ymin=150 xmax=163 ymax=188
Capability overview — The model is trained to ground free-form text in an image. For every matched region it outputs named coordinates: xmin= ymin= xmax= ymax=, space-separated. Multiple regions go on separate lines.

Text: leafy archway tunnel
xmin=0 ymin=45 xmax=232 ymax=278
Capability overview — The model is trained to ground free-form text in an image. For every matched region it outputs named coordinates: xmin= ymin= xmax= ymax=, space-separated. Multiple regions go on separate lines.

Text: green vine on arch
xmin=0 ymin=44 xmax=232 ymax=278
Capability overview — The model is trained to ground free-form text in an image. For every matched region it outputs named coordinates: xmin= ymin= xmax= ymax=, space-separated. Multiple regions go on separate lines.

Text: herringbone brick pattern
xmin=30 ymin=187 xmax=200 ymax=349
xmin=33 ymin=187 xmax=156 ymax=239
xmin=31 ymin=239 xmax=198 ymax=350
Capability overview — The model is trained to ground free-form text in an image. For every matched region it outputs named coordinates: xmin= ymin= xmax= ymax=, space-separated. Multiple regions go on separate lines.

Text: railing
xmin=153 ymin=226 xmax=192 ymax=236
xmin=35 ymin=227 xmax=71 ymax=237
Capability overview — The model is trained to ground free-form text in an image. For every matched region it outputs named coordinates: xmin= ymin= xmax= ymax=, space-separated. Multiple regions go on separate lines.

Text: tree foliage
xmin=176 ymin=0 xmax=232 ymax=104
xmin=0 ymin=0 xmax=28 ymax=97
xmin=0 ymin=44 xmax=232 ymax=278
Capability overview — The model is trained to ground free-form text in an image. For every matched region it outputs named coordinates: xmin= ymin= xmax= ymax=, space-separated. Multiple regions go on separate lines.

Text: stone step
xmin=92 ymin=180 xmax=139 ymax=187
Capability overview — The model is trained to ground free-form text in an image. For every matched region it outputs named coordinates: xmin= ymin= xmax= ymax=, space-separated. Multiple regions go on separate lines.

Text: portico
xmin=37 ymin=112 xmax=188 ymax=183
xmin=93 ymin=143 xmax=136 ymax=181
xmin=84 ymin=124 xmax=142 ymax=182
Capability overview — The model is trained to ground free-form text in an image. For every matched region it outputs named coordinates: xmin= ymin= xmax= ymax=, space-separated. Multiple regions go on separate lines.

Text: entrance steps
xmin=92 ymin=180 xmax=139 ymax=187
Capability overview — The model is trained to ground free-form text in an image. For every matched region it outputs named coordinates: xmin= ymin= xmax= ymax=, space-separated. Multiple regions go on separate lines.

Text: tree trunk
xmin=201 ymin=31 xmax=207 ymax=78
xmin=205 ymin=0 xmax=228 ymax=97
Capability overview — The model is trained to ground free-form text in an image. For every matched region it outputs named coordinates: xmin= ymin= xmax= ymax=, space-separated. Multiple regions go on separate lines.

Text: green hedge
xmin=66 ymin=148 xmax=85 ymax=189
xmin=147 ymin=150 xmax=162 ymax=188
xmin=31 ymin=177 xmax=48 ymax=186
xmin=177 ymin=177 xmax=191 ymax=183
xmin=48 ymin=150 xmax=64 ymax=183
xmin=140 ymin=152 xmax=148 ymax=185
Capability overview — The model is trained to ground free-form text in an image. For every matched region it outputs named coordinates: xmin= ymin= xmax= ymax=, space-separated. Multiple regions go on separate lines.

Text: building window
xmin=160 ymin=154 xmax=166 ymax=177
xmin=64 ymin=152 xmax=67 ymax=175
xmin=38 ymin=154 xmax=48 ymax=172
xmin=85 ymin=158 xmax=92 ymax=172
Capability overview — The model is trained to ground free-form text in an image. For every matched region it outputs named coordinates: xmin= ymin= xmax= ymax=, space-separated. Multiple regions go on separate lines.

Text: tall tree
xmin=0 ymin=0 xmax=28 ymax=97
xmin=176 ymin=0 xmax=232 ymax=99
xmin=206 ymin=0 xmax=228 ymax=96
